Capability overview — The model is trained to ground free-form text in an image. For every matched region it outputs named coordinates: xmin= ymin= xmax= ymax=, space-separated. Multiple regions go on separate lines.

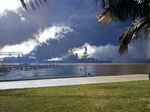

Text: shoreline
xmin=0 ymin=74 xmax=149 ymax=90
xmin=0 ymin=73 xmax=148 ymax=82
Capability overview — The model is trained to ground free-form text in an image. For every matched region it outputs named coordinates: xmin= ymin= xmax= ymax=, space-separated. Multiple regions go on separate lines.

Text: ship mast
xmin=68 ymin=48 xmax=74 ymax=55
xmin=82 ymin=46 xmax=89 ymax=60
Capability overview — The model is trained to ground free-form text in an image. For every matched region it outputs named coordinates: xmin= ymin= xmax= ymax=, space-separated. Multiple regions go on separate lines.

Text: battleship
xmin=43 ymin=47 xmax=112 ymax=63
xmin=1 ymin=47 xmax=112 ymax=64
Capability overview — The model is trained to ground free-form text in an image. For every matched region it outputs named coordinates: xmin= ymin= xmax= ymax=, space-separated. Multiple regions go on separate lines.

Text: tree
xmin=97 ymin=0 xmax=150 ymax=54
xmin=20 ymin=0 xmax=150 ymax=54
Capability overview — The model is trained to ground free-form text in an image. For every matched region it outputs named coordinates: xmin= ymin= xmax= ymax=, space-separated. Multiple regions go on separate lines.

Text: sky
xmin=0 ymin=0 xmax=150 ymax=63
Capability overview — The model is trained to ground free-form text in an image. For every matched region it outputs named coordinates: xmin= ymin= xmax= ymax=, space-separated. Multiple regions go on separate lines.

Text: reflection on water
xmin=0 ymin=63 xmax=150 ymax=81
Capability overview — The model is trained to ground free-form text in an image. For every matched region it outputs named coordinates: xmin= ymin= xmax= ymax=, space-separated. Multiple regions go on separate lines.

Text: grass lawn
xmin=0 ymin=80 xmax=150 ymax=112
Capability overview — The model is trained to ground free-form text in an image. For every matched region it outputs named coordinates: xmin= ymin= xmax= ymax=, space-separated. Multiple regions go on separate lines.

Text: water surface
xmin=0 ymin=63 xmax=150 ymax=81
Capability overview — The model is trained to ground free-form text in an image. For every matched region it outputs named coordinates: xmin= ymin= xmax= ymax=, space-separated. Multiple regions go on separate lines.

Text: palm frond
xmin=97 ymin=0 xmax=150 ymax=54
xmin=99 ymin=0 xmax=150 ymax=22
xmin=97 ymin=7 xmax=117 ymax=25
xmin=118 ymin=17 xmax=150 ymax=54
xmin=20 ymin=0 xmax=47 ymax=10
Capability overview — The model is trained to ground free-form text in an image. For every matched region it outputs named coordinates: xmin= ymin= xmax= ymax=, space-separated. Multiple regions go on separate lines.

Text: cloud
xmin=0 ymin=39 xmax=37 ymax=54
xmin=46 ymin=57 xmax=62 ymax=61
xmin=0 ymin=0 xmax=149 ymax=63
xmin=0 ymin=1 xmax=21 ymax=14
xmin=0 ymin=10 xmax=39 ymax=47
xmin=0 ymin=26 xmax=74 ymax=55
xmin=0 ymin=1 xmax=116 ymax=48
xmin=34 ymin=26 xmax=74 ymax=43
xmin=89 ymin=44 xmax=118 ymax=60
xmin=72 ymin=41 xmax=150 ymax=63
xmin=72 ymin=43 xmax=118 ymax=60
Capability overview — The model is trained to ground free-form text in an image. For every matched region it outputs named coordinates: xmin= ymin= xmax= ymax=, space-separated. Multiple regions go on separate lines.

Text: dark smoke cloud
xmin=0 ymin=0 xmax=147 ymax=62
xmin=0 ymin=10 xmax=38 ymax=48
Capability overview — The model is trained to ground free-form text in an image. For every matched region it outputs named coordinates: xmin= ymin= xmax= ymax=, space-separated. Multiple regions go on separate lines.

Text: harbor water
xmin=0 ymin=63 xmax=150 ymax=81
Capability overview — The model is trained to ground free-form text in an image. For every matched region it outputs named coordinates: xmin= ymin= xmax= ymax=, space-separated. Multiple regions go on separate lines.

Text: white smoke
xmin=0 ymin=26 xmax=74 ymax=56
xmin=71 ymin=41 xmax=150 ymax=63
xmin=34 ymin=26 xmax=74 ymax=43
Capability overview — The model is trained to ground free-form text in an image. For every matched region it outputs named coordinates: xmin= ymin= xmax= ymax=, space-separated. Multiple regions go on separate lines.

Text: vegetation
xmin=97 ymin=0 xmax=150 ymax=54
xmin=20 ymin=0 xmax=47 ymax=10
xmin=0 ymin=80 xmax=150 ymax=112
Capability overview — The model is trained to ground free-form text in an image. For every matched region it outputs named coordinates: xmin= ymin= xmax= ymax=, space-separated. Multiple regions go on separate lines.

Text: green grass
xmin=0 ymin=81 xmax=150 ymax=112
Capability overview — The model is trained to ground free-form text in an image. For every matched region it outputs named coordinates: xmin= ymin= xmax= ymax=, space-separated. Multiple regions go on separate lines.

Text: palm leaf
xmin=118 ymin=17 xmax=150 ymax=54
xmin=100 ymin=0 xmax=150 ymax=22
xmin=20 ymin=0 xmax=47 ymax=10
xmin=98 ymin=0 xmax=150 ymax=54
